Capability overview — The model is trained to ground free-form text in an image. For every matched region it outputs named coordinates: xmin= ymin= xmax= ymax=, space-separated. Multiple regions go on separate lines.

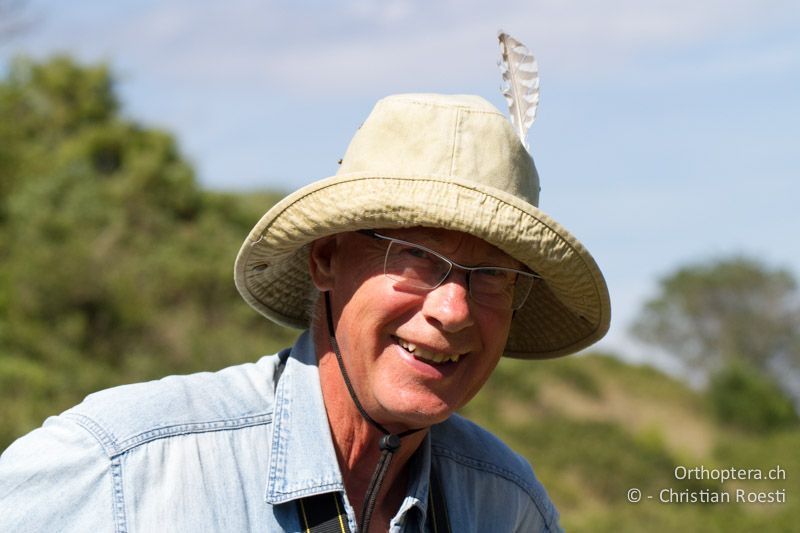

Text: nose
xmin=421 ymin=269 xmax=475 ymax=332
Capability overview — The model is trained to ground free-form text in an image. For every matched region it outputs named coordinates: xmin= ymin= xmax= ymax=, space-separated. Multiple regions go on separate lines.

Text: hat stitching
xmin=448 ymin=109 xmax=462 ymax=177
xmin=235 ymin=94 xmax=610 ymax=359
xmin=385 ymin=96 xmax=505 ymax=117
xmin=247 ymin=176 xmax=594 ymax=285
xmin=240 ymin=177 xmax=607 ymax=330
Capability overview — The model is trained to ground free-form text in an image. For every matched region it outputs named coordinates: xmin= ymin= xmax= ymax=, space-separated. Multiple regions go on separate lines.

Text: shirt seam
xmin=110 ymin=456 xmax=128 ymax=533
xmin=64 ymin=411 xmax=274 ymax=458
xmin=431 ymin=445 xmax=558 ymax=530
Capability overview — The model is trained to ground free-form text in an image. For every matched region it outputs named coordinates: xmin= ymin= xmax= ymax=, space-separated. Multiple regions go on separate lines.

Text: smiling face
xmin=309 ymin=227 xmax=519 ymax=432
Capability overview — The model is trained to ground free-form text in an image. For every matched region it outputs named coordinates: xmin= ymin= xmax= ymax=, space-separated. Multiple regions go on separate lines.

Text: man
xmin=0 ymin=94 xmax=610 ymax=531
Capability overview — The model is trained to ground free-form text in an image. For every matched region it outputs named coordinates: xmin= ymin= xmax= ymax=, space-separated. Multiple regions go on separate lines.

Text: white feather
xmin=497 ymin=30 xmax=539 ymax=149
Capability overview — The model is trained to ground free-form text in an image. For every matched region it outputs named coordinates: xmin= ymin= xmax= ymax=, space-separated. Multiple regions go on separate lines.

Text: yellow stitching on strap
xmin=299 ymin=498 xmax=311 ymax=533
xmin=333 ymin=493 xmax=347 ymax=533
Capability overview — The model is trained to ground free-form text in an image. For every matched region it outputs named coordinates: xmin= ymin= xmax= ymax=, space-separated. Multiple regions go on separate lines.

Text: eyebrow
xmin=418 ymin=231 xmax=447 ymax=247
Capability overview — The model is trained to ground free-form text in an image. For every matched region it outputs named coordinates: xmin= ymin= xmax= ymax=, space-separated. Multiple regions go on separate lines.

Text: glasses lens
xmin=470 ymin=268 xmax=534 ymax=310
xmin=384 ymin=241 xmax=450 ymax=289
xmin=509 ymin=272 xmax=537 ymax=310
xmin=380 ymin=235 xmax=538 ymax=311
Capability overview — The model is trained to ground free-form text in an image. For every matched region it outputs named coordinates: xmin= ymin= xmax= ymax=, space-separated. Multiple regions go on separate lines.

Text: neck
xmin=313 ymin=324 xmax=428 ymax=529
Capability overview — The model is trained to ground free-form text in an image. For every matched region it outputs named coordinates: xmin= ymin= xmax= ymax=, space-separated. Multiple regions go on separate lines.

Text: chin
xmin=380 ymin=396 xmax=457 ymax=430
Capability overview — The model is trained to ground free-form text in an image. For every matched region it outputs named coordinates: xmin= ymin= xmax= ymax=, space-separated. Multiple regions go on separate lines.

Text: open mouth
xmin=394 ymin=336 xmax=465 ymax=364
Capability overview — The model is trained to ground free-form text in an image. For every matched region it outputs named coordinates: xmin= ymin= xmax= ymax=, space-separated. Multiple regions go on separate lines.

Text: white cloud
xmin=11 ymin=0 xmax=795 ymax=96
xmin=3 ymin=0 xmax=799 ymax=352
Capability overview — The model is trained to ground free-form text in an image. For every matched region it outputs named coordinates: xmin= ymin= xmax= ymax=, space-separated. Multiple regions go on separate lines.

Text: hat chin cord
xmin=324 ymin=291 xmax=423 ymax=532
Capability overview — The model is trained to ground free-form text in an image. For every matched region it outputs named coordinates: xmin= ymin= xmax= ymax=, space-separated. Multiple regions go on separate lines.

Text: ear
xmin=309 ymin=235 xmax=339 ymax=291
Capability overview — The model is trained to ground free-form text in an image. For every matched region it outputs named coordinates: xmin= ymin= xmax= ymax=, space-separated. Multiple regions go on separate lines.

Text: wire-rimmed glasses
xmin=358 ymin=230 xmax=540 ymax=311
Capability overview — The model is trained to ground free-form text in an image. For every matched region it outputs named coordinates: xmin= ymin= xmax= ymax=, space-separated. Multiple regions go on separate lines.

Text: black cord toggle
xmin=323 ymin=291 xmax=424 ymax=532
xmin=379 ymin=434 xmax=401 ymax=452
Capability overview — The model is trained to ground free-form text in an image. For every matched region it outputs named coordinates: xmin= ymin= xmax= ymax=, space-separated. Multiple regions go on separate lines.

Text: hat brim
xmin=234 ymin=172 xmax=610 ymax=359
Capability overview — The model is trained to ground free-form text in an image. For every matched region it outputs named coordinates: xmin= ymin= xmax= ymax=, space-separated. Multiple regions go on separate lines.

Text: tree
xmin=631 ymin=256 xmax=800 ymax=428
xmin=0 ymin=56 xmax=295 ymax=449
xmin=632 ymin=256 xmax=799 ymax=373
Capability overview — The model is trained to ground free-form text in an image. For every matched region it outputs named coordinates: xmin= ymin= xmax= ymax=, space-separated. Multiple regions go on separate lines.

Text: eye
xmin=401 ymin=245 xmax=434 ymax=261
xmin=476 ymin=268 xmax=505 ymax=278
xmin=473 ymin=268 xmax=517 ymax=290
xmin=476 ymin=268 xmax=516 ymax=281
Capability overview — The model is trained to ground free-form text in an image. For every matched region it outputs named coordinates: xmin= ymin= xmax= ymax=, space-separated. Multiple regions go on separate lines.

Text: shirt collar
xmin=264 ymin=331 xmax=431 ymax=522
xmin=265 ymin=331 xmax=343 ymax=504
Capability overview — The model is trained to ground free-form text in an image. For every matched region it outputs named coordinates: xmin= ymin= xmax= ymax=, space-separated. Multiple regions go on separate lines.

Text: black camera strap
xmin=297 ymin=468 xmax=450 ymax=532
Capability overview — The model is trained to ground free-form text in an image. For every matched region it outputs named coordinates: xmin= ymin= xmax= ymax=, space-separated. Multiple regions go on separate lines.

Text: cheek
xmin=348 ymin=274 xmax=420 ymax=322
xmin=479 ymin=310 xmax=513 ymax=351
xmin=336 ymin=280 xmax=418 ymax=364
xmin=462 ymin=313 xmax=511 ymax=392
xmin=462 ymin=353 xmax=502 ymax=400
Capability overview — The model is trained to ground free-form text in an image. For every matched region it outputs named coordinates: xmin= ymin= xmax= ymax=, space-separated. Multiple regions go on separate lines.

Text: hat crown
xmin=337 ymin=94 xmax=540 ymax=206
xmin=234 ymin=92 xmax=610 ymax=359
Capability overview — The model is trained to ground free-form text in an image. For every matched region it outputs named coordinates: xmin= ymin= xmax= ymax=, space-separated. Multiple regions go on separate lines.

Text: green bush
xmin=708 ymin=362 xmax=798 ymax=431
xmin=0 ymin=56 xmax=297 ymax=450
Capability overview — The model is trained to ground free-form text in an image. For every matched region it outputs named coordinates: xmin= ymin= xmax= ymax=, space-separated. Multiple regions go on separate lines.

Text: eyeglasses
xmin=358 ymin=230 xmax=540 ymax=311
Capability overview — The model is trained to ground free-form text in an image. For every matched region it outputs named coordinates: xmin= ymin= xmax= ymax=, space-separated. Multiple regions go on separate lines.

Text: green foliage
xmin=549 ymin=358 xmax=602 ymax=398
xmin=0 ymin=56 xmax=296 ymax=448
xmin=3 ymin=54 xmax=799 ymax=532
xmin=631 ymin=256 xmax=800 ymax=431
xmin=632 ymin=257 xmax=799 ymax=373
xmin=462 ymin=353 xmax=800 ymax=532
xmin=709 ymin=363 xmax=798 ymax=431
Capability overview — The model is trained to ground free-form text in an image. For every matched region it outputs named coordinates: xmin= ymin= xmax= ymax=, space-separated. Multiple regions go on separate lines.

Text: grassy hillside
xmin=2 ymin=56 xmax=796 ymax=532
xmin=461 ymin=353 xmax=800 ymax=531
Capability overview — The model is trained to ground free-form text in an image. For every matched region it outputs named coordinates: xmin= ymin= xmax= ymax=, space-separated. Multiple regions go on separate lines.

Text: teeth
xmin=397 ymin=338 xmax=462 ymax=364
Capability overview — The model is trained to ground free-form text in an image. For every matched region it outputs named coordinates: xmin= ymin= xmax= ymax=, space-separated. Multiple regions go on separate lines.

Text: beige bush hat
xmin=234 ymin=93 xmax=610 ymax=359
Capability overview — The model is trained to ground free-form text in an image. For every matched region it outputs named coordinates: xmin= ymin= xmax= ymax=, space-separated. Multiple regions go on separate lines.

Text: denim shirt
xmin=0 ymin=331 xmax=561 ymax=532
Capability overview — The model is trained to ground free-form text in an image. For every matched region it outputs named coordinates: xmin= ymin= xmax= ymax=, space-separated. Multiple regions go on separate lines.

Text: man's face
xmin=311 ymin=227 xmax=518 ymax=432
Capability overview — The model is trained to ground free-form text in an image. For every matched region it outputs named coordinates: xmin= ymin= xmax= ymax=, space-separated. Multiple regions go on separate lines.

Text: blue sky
xmin=2 ymin=0 xmax=799 ymax=366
